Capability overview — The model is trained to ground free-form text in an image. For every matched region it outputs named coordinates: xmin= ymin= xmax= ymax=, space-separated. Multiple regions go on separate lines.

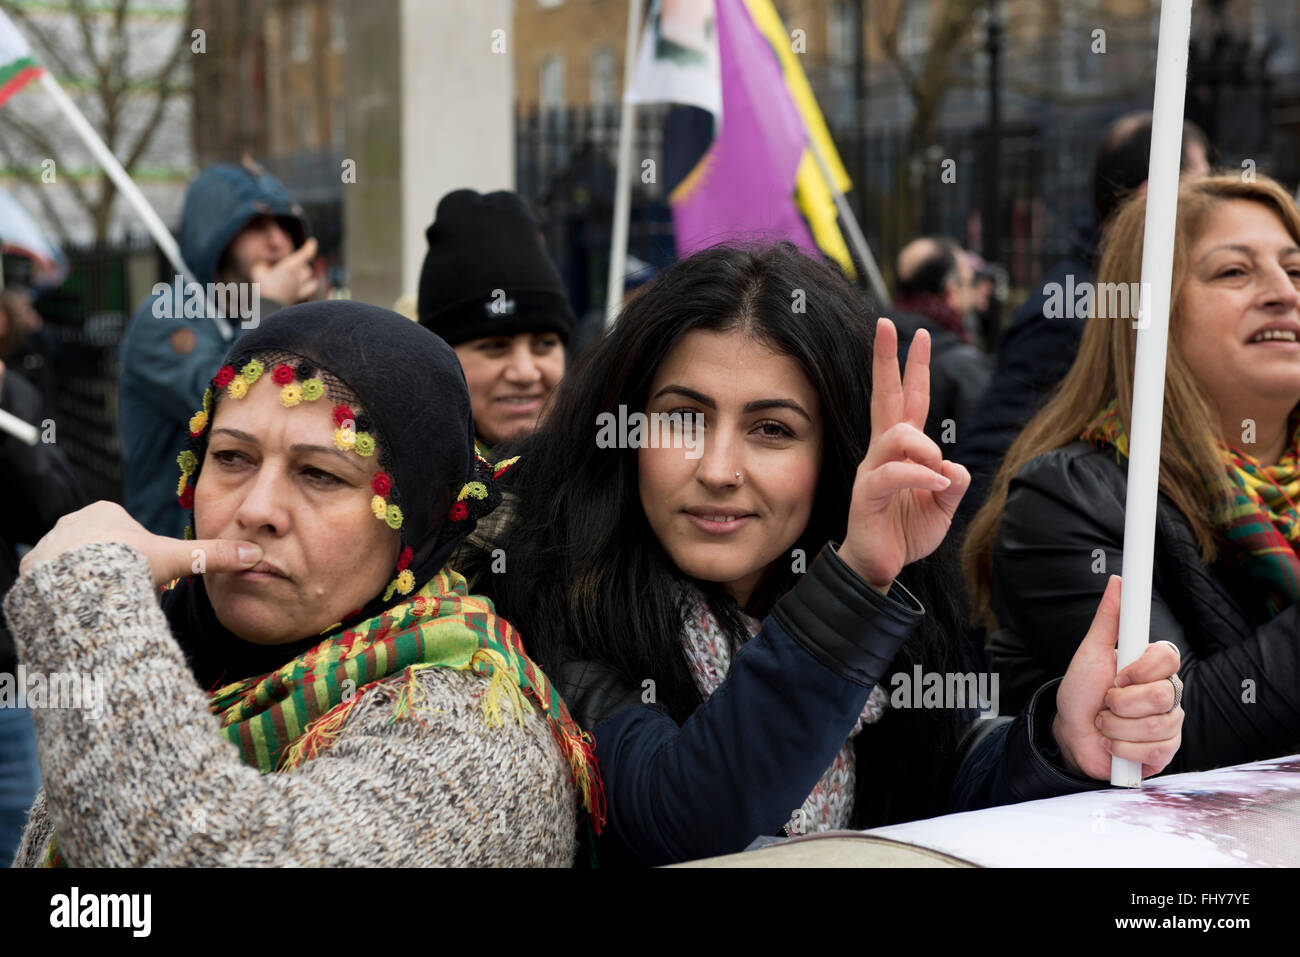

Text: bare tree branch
xmin=0 ymin=1 xmax=190 ymax=241
xmin=68 ymin=0 xmax=107 ymax=93
xmin=123 ymin=24 xmax=189 ymax=171
xmin=0 ymin=133 xmax=70 ymax=243
xmin=0 ymin=112 xmax=94 ymax=213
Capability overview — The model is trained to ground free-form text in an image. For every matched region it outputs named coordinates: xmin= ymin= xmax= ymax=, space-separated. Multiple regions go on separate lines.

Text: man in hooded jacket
xmin=118 ymin=160 xmax=317 ymax=538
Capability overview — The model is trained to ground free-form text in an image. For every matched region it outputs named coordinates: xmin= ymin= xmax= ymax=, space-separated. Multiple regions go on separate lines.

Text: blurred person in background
xmin=954 ymin=113 xmax=1211 ymax=527
xmin=417 ymin=190 xmax=575 ymax=459
xmin=119 ymin=159 xmax=317 ymax=539
xmin=889 ymin=237 xmax=991 ymax=450
xmin=0 ymin=257 xmax=86 ymax=866
xmin=965 ymin=250 xmax=1004 ymax=353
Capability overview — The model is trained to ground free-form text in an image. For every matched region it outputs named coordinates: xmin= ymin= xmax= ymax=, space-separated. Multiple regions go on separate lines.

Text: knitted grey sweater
xmin=5 ymin=541 xmax=576 ymax=867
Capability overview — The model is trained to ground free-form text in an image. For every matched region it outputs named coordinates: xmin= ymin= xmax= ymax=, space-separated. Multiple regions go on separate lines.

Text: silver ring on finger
xmin=1166 ymin=673 xmax=1183 ymax=713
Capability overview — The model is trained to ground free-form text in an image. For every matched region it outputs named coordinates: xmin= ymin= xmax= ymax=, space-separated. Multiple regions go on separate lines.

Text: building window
xmin=829 ymin=0 xmax=856 ymax=65
xmin=294 ymin=102 xmax=313 ymax=147
xmin=332 ymin=97 xmax=345 ymax=149
xmin=900 ymin=0 xmax=929 ymax=59
xmin=827 ymin=0 xmax=857 ymax=126
xmin=540 ymin=54 xmax=566 ymax=111
xmin=590 ymin=46 xmax=617 ymax=108
xmin=290 ymin=3 xmax=310 ymax=62
xmin=1061 ymin=1 xmax=1102 ymax=93
xmin=1255 ymin=0 xmax=1295 ymax=71
xmin=330 ymin=0 xmax=346 ymax=53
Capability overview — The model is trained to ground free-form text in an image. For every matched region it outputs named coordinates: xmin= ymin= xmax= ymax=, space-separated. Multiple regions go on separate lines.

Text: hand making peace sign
xmin=837 ymin=318 xmax=971 ymax=592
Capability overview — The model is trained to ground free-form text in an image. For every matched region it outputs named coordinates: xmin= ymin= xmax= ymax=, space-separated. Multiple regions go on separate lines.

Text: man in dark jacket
xmin=953 ymin=113 xmax=1210 ymax=527
xmin=118 ymin=160 xmax=317 ymax=537
xmin=890 ymin=237 xmax=991 ymax=450
xmin=0 ymin=283 xmax=86 ymax=865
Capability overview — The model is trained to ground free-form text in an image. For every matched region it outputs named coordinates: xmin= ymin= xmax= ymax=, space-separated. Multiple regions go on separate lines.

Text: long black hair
xmin=489 ymin=243 xmax=968 ymax=827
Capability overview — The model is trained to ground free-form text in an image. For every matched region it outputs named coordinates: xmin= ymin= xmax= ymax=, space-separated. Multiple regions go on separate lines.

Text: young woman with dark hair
xmin=480 ymin=243 xmax=1184 ymax=867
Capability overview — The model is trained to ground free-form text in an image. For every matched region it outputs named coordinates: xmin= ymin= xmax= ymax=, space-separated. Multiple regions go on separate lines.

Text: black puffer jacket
xmin=891 ymin=309 xmax=991 ymax=451
xmin=0 ymin=368 xmax=87 ymax=676
xmin=988 ymin=440 xmax=1300 ymax=772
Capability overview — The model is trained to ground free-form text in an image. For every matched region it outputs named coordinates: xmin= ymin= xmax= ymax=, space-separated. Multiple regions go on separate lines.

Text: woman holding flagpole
xmin=482 ymin=242 xmax=1184 ymax=867
xmin=966 ymin=173 xmax=1300 ymax=772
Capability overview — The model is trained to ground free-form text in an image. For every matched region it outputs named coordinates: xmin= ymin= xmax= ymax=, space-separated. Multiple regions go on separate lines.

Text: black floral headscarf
xmin=165 ymin=300 xmax=508 ymax=689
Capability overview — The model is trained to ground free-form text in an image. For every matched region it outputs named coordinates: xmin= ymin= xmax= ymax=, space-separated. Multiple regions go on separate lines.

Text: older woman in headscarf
xmin=6 ymin=300 xmax=599 ymax=867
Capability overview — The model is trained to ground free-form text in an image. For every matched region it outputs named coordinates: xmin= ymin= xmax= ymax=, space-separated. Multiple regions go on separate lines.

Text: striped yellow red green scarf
xmin=1081 ymin=398 xmax=1300 ymax=615
xmin=45 ymin=566 xmax=603 ymax=866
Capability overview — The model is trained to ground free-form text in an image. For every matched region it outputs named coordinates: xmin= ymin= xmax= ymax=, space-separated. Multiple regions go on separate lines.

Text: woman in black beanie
xmin=417 ymin=189 xmax=576 ymax=456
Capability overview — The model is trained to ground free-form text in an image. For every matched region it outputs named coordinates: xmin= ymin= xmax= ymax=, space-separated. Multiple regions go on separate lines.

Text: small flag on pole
xmin=0 ymin=11 xmax=43 ymax=108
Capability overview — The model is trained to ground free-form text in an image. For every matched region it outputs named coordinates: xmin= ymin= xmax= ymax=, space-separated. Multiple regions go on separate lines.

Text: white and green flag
xmin=0 ymin=10 xmax=42 ymax=107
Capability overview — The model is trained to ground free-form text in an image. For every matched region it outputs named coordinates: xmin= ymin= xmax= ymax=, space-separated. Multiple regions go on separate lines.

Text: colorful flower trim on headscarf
xmin=179 ymin=354 xmax=408 ymax=603
xmin=175 ymin=347 xmax=515 ymax=630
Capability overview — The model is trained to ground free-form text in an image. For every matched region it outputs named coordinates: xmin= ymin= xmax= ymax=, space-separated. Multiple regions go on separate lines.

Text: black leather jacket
xmin=989 ymin=441 xmax=1300 ymax=772
xmin=560 ymin=544 xmax=1105 ymax=866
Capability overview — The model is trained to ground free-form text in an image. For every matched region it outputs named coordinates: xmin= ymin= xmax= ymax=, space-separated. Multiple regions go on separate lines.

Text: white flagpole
xmin=37 ymin=73 xmax=232 ymax=339
xmin=38 ymin=74 xmax=195 ymax=287
xmin=1112 ymin=0 xmax=1193 ymax=788
xmin=607 ymin=0 xmax=646 ymax=327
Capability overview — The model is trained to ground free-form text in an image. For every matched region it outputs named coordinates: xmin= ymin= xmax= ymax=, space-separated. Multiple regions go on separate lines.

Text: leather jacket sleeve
xmin=557 ymin=543 xmax=1103 ymax=866
xmin=991 ymin=444 xmax=1300 ymax=772
xmin=560 ymin=543 xmax=920 ymax=865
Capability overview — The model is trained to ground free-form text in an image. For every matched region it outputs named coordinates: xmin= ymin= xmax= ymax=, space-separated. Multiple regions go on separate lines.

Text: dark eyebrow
xmin=742 ymin=398 xmax=813 ymax=423
xmin=651 ymin=385 xmax=715 ymax=408
xmin=209 ymin=428 xmax=367 ymax=474
xmin=650 ymin=385 xmax=813 ymax=424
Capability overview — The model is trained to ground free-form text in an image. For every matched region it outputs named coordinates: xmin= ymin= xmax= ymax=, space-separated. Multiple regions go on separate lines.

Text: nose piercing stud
xmin=734 ymin=472 xmax=741 ymax=480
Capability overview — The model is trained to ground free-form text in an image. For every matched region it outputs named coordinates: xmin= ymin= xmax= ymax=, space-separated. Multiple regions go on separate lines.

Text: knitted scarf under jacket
xmin=679 ymin=584 xmax=888 ymax=836
xmin=1081 ymin=397 xmax=1300 ymax=616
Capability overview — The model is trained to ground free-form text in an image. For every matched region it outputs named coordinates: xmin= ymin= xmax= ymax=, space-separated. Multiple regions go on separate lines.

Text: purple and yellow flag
xmin=629 ymin=0 xmax=855 ymax=276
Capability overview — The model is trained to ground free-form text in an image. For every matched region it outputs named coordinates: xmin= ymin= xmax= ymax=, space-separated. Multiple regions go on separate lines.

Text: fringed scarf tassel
xmin=471 ymin=647 xmax=532 ymax=728
xmin=280 ymin=691 xmax=365 ymax=772
xmin=556 ymin=726 xmax=606 ymax=835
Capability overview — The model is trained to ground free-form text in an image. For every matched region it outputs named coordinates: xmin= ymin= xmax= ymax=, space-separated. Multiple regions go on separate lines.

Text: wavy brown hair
xmin=963 ymin=172 xmax=1300 ymax=628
